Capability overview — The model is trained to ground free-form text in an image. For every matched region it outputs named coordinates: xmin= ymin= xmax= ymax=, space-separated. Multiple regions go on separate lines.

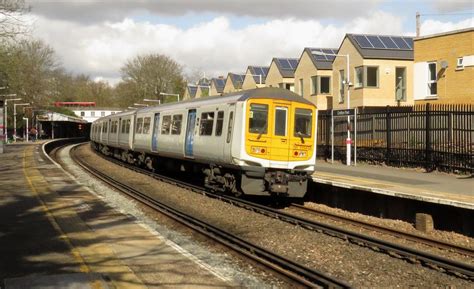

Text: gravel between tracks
xmin=75 ymin=144 xmax=473 ymax=288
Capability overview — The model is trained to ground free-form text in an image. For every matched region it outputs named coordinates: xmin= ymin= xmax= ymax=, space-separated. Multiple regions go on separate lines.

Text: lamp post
xmin=22 ymin=117 xmax=28 ymax=142
xmin=246 ymin=73 xmax=263 ymax=85
xmin=2 ymin=95 xmax=20 ymax=143
xmin=13 ymin=102 xmax=29 ymax=142
xmin=159 ymin=92 xmax=180 ymax=103
xmin=313 ymin=51 xmax=352 ymax=166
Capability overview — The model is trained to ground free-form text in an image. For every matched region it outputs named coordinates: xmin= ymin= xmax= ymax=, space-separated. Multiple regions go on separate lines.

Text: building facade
xmin=242 ymin=66 xmax=269 ymax=90
xmin=294 ymin=48 xmax=337 ymax=110
xmin=414 ymin=28 xmax=473 ymax=104
xmin=265 ymin=58 xmax=298 ymax=92
xmin=73 ymin=108 xmax=122 ymax=123
xmin=223 ymin=73 xmax=245 ymax=93
xmin=183 ymin=85 xmax=198 ymax=100
xmin=210 ymin=77 xmax=225 ymax=96
xmin=332 ymin=34 xmax=414 ymax=109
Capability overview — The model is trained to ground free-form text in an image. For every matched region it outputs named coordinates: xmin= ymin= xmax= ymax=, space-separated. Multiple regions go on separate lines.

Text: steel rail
xmin=69 ymin=144 xmax=351 ymax=289
xmin=83 ymin=143 xmax=474 ymax=280
xmin=289 ymin=203 xmax=474 ymax=258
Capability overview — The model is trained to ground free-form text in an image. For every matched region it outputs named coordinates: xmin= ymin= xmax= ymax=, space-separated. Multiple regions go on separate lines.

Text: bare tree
xmin=119 ymin=53 xmax=185 ymax=105
xmin=0 ymin=0 xmax=29 ymax=39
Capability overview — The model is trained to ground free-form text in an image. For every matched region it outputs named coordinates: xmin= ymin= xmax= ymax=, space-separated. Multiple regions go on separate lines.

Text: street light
xmin=313 ymin=50 xmax=352 ymax=166
xmin=13 ymin=102 xmax=29 ymax=143
xmin=246 ymin=73 xmax=263 ymax=85
xmin=22 ymin=117 xmax=28 ymax=142
xmin=2 ymin=95 xmax=20 ymax=143
xmin=143 ymin=99 xmax=161 ymax=105
xmin=159 ymin=92 xmax=180 ymax=102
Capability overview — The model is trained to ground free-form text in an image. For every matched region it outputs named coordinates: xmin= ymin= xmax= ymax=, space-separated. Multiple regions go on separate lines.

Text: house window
xmin=339 ymin=70 xmax=345 ymax=103
xmin=428 ymin=62 xmax=437 ymax=96
xmin=457 ymin=57 xmax=463 ymax=69
xmin=319 ymin=76 xmax=330 ymax=94
xmin=80 ymin=111 xmax=85 ymax=117
xmin=299 ymin=79 xmax=304 ymax=96
xmin=311 ymin=76 xmax=317 ymax=95
xmin=366 ymin=66 xmax=378 ymax=87
xmin=200 ymin=112 xmax=214 ymax=136
xmin=215 ymin=111 xmax=224 ymax=136
xmin=171 ymin=114 xmax=182 ymax=135
xmin=101 ymin=111 xmax=105 ymax=117
xmin=355 ymin=66 xmax=364 ymax=88
xmin=161 ymin=115 xmax=171 ymax=134
xmin=91 ymin=111 xmax=95 ymax=117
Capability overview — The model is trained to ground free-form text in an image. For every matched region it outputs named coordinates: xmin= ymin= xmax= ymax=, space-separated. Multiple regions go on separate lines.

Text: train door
xmin=270 ymin=102 xmax=291 ymax=165
xmin=184 ymin=109 xmax=196 ymax=158
xmin=151 ymin=113 xmax=160 ymax=152
xmin=223 ymin=105 xmax=235 ymax=162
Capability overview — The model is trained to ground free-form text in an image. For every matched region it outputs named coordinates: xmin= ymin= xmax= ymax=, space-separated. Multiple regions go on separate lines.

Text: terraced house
xmin=223 ymin=73 xmax=245 ymax=93
xmin=413 ymin=28 xmax=474 ymax=104
xmin=242 ymin=66 xmax=269 ymax=89
xmin=183 ymin=85 xmax=198 ymax=100
xmin=294 ymin=48 xmax=338 ymax=110
xmin=265 ymin=58 xmax=299 ymax=92
xmin=332 ymin=33 xmax=414 ymax=109
xmin=209 ymin=77 xmax=225 ymax=96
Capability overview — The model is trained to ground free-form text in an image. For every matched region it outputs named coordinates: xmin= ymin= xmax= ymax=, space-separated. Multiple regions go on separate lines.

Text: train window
xmin=294 ymin=108 xmax=312 ymax=138
xmin=126 ymin=119 xmax=131 ymax=133
xmin=121 ymin=120 xmax=126 ymax=134
xmin=143 ymin=117 xmax=151 ymax=134
xmin=104 ymin=122 xmax=108 ymax=133
xmin=274 ymin=107 xmax=287 ymax=136
xmin=171 ymin=115 xmax=182 ymax=135
xmin=136 ymin=118 xmax=143 ymax=134
xmin=249 ymin=104 xmax=268 ymax=134
xmin=226 ymin=111 xmax=234 ymax=143
xmin=200 ymin=112 xmax=214 ymax=136
xmin=161 ymin=115 xmax=171 ymax=134
xmin=215 ymin=111 xmax=224 ymax=136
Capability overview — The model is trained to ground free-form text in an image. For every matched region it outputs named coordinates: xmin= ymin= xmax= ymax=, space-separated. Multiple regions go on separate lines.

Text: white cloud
xmin=26 ymin=10 xmax=472 ymax=85
xmin=420 ymin=17 xmax=473 ymax=36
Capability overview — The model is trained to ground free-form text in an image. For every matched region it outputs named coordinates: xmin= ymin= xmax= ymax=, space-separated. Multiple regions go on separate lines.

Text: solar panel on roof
xmin=354 ymin=35 xmax=373 ymax=48
xmin=289 ymin=59 xmax=298 ymax=69
xmin=379 ymin=36 xmax=398 ymax=49
xmin=277 ymin=59 xmax=292 ymax=69
xmin=314 ymin=54 xmax=327 ymax=61
xmin=392 ymin=37 xmax=410 ymax=49
xmin=366 ymin=35 xmax=385 ymax=48
xmin=403 ymin=37 xmax=413 ymax=49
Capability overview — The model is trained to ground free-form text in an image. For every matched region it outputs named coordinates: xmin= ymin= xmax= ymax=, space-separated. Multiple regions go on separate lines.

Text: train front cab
xmin=242 ymin=97 xmax=316 ymax=198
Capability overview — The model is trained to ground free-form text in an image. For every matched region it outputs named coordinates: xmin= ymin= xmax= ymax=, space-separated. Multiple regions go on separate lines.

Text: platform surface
xmin=313 ymin=161 xmax=474 ymax=210
xmin=0 ymin=143 xmax=235 ymax=288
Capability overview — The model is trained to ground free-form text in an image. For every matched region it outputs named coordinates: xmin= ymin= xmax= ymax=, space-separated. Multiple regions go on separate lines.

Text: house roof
xmin=345 ymin=33 xmax=414 ymax=60
xmin=303 ymin=48 xmax=338 ymax=70
xmin=272 ymin=58 xmax=299 ymax=78
xmin=228 ymin=73 xmax=245 ymax=89
xmin=247 ymin=66 xmax=269 ymax=84
xmin=211 ymin=78 xmax=225 ymax=93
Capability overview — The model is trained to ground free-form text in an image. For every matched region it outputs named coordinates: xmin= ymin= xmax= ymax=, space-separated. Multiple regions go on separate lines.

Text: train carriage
xmin=91 ymin=87 xmax=317 ymax=198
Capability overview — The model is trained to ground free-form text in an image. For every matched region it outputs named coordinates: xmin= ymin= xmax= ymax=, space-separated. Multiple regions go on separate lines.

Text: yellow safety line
xmin=22 ymin=149 xmax=93 ymax=275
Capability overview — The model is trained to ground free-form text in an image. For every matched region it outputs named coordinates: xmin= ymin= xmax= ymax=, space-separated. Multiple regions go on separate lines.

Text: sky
xmin=23 ymin=0 xmax=474 ymax=85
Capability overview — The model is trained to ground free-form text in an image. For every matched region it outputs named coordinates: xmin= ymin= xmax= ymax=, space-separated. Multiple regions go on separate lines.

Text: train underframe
xmin=93 ymin=142 xmax=309 ymax=198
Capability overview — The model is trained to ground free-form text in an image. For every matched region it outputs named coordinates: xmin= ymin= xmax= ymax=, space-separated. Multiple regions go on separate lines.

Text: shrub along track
xmin=71 ymin=143 xmax=474 ymax=283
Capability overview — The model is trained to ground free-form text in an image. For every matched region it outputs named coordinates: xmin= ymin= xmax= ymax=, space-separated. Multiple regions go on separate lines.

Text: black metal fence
xmin=317 ymin=103 xmax=473 ymax=173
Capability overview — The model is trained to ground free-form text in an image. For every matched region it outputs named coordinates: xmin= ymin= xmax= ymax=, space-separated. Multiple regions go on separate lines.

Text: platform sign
xmin=333 ymin=109 xmax=355 ymax=117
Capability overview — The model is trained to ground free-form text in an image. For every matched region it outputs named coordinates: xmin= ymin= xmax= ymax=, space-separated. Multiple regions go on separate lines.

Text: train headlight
xmin=251 ymin=146 xmax=266 ymax=154
xmin=293 ymin=151 xmax=307 ymax=157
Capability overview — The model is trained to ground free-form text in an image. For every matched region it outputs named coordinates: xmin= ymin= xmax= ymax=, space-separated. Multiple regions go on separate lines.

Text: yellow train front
xmin=234 ymin=88 xmax=317 ymax=198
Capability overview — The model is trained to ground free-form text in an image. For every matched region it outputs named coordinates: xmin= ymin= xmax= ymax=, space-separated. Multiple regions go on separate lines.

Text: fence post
xmin=386 ymin=105 xmax=391 ymax=165
xmin=448 ymin=112 xmax=453 ymax=143
xmin=425 ymin=103 xmax=432 ymax=171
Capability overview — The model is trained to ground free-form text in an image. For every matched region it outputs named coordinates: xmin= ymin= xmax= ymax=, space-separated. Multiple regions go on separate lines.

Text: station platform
xmin=312 ymin=160 xmax=474 ymax=210
xmin=0 ymin=143 xmax=235 ymax=288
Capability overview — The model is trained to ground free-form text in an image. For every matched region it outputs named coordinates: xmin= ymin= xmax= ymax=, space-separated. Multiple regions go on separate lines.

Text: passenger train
xmin=90 ymin=87 xmax=317 ymax=198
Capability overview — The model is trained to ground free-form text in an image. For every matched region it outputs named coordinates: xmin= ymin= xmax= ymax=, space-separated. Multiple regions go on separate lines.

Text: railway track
xmin=71 ymin=143 xmax=474 ymax=281
xmin=288 ymin=203 xmax=474 ymax=258
xmin=67 ymin=143 xmax=350 ymax=288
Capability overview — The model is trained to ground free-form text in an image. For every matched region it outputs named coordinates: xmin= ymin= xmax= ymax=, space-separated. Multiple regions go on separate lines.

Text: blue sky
xmin=26 ymin=0 xmax=473 ymax=83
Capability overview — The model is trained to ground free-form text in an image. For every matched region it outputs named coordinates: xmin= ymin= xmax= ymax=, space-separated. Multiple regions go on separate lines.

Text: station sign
xmin=333 ymin=109 xmax=355 ymax=117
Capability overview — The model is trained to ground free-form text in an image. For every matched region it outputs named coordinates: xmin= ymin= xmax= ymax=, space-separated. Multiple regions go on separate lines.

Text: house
xmin=195 ymin=85 xmax=210 ymax=98
xmin=73 ymin=107 xmax=122 ymax=123
xmin=210 ymin=77 xmax=226 ymax=96
xmin=183 ymin=85 xmax=198 ymax=100
xmin=332 ymin=33 xmax=414 ymax=109
xmin=223 ymin=73 xmax=245 ymax=93
xmin=414 ymin=28 xmax=473 ymax=104
xmin=242 ymin=66 xmax=269 ymax=89
xmin=265 ymin=58 xmax=298 ymax=92
xmin=294 ymin=48 xmax=338 ymax=110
